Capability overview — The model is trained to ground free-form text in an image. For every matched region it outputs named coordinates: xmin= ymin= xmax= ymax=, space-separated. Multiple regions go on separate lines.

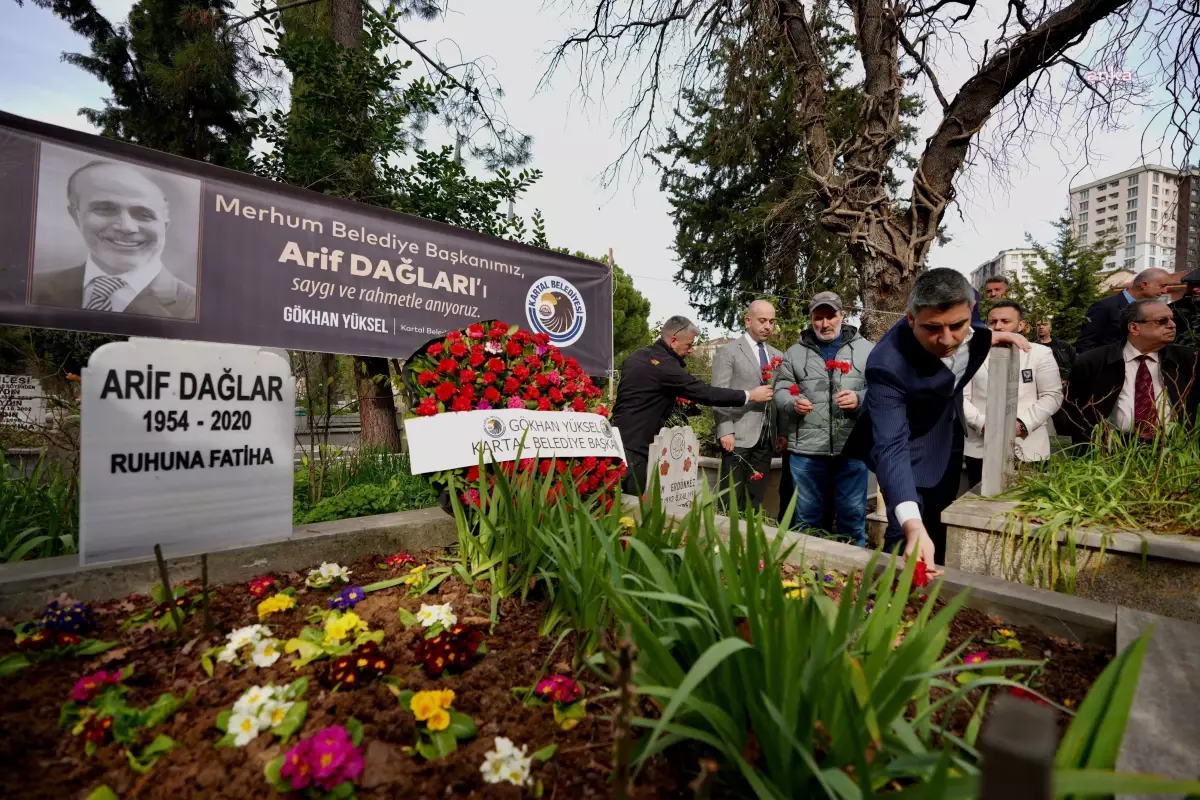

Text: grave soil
xmin=0 ymin=553 xmax=1112 ymax=799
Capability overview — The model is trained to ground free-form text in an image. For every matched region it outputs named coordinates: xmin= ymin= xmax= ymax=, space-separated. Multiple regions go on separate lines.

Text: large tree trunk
xmin=855 ymin=248 xmax=911 ymax=341
xmin=354 ymin=356 xmax=401 ymax=450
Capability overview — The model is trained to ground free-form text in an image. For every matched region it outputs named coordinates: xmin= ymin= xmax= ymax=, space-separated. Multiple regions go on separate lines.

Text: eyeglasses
xmin=1134 ymin=317 xmax=1175 ymax=326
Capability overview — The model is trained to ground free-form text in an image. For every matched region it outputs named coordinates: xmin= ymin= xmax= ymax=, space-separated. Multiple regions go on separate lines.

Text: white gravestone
xmin=647 ymin=425 xmax=701 ymax=511
xmin=0 ymin=375 xmax=47 ymax=430
xmin=981 ymin=344 xmax=1020 ymax=497
xmin=80 ymin=338 xmax=295 ymax=565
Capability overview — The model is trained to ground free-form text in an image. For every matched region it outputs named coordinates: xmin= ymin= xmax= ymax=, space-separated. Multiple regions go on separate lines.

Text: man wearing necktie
xmin=1060 ymin=299 xmax=1199 ymax=445
xmin=712 ymin=300 xmax=785 ymax=511
xmin=31 ymin=160 xmax=197 ymax=320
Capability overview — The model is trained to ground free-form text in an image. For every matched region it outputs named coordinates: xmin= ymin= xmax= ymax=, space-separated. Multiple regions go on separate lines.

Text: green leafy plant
xmin=60 ymin=665 xmax=190 ymax=774
xmin=119 ymin=583 xmax=205 ymax=632
xmin=0 ymin=456 xmax=79 ymax=562
xmin=215 ymin=679 xmax=309 ymax=748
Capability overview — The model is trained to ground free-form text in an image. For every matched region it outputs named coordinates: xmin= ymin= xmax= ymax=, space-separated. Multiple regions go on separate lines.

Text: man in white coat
xmin=963 ymin=300 xmax=1063 ymax=487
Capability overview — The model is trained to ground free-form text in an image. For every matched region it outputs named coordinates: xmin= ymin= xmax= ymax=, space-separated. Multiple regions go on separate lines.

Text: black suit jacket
xmin=843 ymin=320 xmax=992 ymax=504
xmin=31 ymin=264 xmax=197 ymax=321
xmin=1060 ymin=342 xmax=1200 ymax=443
xmin=1074 ymin=292 xmax=1130 ymax=353
xmin=611 ymin=340 xmax=746 ymax=456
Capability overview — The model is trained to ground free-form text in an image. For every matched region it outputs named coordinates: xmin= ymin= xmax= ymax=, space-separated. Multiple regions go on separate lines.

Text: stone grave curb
xmin=0 ymin=507 xmax=458 ymax=617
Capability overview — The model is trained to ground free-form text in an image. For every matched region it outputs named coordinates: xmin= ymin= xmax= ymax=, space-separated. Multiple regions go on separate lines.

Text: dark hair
xmin=907 ymin=268 xmax=975 ymax=316
xmin=984 ymin=275 xmax=1010 ymax=286
xmin=988 ymin=300 xmax=1024 ymax=318
xmin=1121 ymin=298 xmax=1170 ymax=338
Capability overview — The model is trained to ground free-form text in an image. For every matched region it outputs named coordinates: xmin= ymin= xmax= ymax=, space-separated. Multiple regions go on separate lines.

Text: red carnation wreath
xmin=403 ymin=320 xmax=626 ymax=513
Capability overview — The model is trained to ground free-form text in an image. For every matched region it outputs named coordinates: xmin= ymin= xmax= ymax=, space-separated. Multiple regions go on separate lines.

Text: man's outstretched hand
xmin=748 ymin=385 xmax=774 ymax=403
xmin=902 ymin=520 xmax=942 ymax=577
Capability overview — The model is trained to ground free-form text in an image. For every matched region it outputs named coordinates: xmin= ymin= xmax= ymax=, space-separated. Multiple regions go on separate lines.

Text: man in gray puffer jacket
xmin=773 ymin=292 xmax=874 ymax=545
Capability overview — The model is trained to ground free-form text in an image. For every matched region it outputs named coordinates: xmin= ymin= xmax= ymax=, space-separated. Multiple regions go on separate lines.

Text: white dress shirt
xmin=83 ymin=257 xmax=163 ymax=312
xmin=895 ymin=329 xmax=974 ymax=527
xmin=1114 ymin=342 xmax=1172 ymax=432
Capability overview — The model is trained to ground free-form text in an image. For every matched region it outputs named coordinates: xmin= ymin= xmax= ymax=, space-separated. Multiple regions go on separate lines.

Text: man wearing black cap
xmin=773 ymin=292 xmax=874 ymax=546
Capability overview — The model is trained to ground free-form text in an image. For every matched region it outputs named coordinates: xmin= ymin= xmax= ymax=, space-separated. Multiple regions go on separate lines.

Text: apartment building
xmin=969 ymin=248 xmax=1048 ymax=290
xmin=1069 ymin=165 xmax=1186 ymax=274
xmin=1175 ymin=169 xmax=1199 ymax=272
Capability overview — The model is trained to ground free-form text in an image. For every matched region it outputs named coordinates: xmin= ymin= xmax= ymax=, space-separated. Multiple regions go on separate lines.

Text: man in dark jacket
xmin=844 ymin=269 xmax=1029 ymax=568
xmin=1060 ymin=299 xmax=1200 ymax=444
xmin=1075 ymin=268 xmax=1172 ymax=353
xmin=1035 ymin=319 xmax=1077 ymax=379
xmin=613 ymin=315 xmax=773 ymax=496
xmin=1173 ymin=269 xmax=1200 ymax=348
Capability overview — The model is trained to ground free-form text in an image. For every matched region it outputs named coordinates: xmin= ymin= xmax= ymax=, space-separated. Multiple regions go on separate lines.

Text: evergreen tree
xmin=1023 ymin=218 xmax=1122 ymax=342
xmin=651 ymin=1 xmax=923 ymax=331
xmin=18 ymin=0 xmax=257 ymax=166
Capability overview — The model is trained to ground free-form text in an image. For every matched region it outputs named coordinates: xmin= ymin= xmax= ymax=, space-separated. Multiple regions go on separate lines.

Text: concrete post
xmin=981 ymin=345 xmax=1019 ymax=496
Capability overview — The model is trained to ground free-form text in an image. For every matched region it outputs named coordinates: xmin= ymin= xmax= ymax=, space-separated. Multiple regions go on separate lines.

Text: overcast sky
xmin=0 ymin=0 xmax=1181 ymax=336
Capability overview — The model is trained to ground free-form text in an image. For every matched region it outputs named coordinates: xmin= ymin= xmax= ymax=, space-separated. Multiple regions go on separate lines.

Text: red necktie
xmin=1133 ymin=355 xmax=1159 ymax=439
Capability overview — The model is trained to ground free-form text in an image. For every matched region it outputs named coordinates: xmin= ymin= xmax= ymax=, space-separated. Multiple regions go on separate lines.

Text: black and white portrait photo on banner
xmin=30 ymin=141 xmax=202 ymax=322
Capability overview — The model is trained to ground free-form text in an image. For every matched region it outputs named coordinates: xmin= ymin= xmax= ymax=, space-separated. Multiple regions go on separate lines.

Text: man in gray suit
xmin=712 ymin=299 xmax=785 ymax=511
xmin=32 ymin=160 xmax=196 ymax=320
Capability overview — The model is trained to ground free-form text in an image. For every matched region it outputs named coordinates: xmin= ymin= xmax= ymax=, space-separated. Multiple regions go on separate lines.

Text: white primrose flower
xmin=216 ymin=644 xmax=238 ymax=664
xmin=257 ymin=699 xmax=293 ymax=729
xmin=251 ymin=638 xmax=282 ymax=668
xmin=229 ymin=711 xmax=262 ymax=747
xmin=416 ymin=603 xmax=457 ymax=629
xmin=480 ymin=737 xmax=532 ymax=787
xmin=234 ymin=685 xmax=272 ymax=716
xmin=226 ymin=624 xmax=267 ymax=650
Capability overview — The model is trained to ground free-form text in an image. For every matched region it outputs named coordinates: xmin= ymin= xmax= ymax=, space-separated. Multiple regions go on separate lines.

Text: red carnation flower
xmin=912 ymin=560 xmax=930 ymax=589
xmin=484 ymin=387 xmax=502 ymax=403
xmin=450 ymin=341 xmax=468 ymax=358
xmin=537 ymin=397 xmax=552 ymax=411
xmin=789 ymin=384 xmax=801 ymax=396
xmin=435 ymin=382 xmax=457 ymax=402
xmin=459 ymin=384 xmax=477 ymax=402
xmin=428 ymin=342 xmax=444 ymax=357
xmin=550 ymin=352 xmax=564 ymax=367
xmin=451 ymin=396 xmax=473 ymax=412
xmin=1007 ymin=686 xmax=1049 ymax=706
xmin=446 ymin=330 xmax=463 ymax=343
xmin=750 ymin=471 xmax=765 ymax=482
xmin=437 ymin=358 xmax=458 ymax=374
xmin=512 ymin=365 xmax=531 ymax=381
xmin=466 ymin=466 xmax=481 ymax=482
xmin=469 ymin=352 xmax=486 ymax=368
xmin=572 ymin=396 xmax=587 ymax=412
xmin=503 ymin=377 xmax=521 ymax=394
xmin=467 ymin=323 xmax=484 ymax=339
xmin=460 ymin=368 xmax=477 ymax=384
xmin=840 ymin=363 xmax=851 ymax=374
xmin=525 ymin=387 xmax=541 ymax=401
xmin=506 ymin=341 xmax=524 ymax=357
xmin=539 ymin=461 xmax=552 ymax=476
xmin=533 ymin=332 xmax=550 ymax=346
xmin=535 ymin=373 xmax=550 ymax=388
xmin=487 ymin=358 xmax=506 ymax=373
xmin=415 ymin=397 xmax=439 ymax=416
xmin=481 ymin=371 xmax=497 ymax=385
xmin=549 ymin=387 xmax=565 ymax=404
xmin=526 ymin=357 xmax=544 ymax=371
xmin=417 ymin=370 xmax=437 ymax=386
xmin=824 ymin=359 xmax=838 ymax=371
xmin=595 ymin=405 xmax=610 ymax=418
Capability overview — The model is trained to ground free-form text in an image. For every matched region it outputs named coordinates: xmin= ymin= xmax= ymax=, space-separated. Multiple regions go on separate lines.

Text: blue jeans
xmin=789 ymin=454 xmax=869 ymax=546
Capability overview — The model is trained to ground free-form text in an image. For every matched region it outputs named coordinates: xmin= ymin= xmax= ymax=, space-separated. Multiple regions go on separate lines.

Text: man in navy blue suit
xmin=1075 ymin=268 xmax=1171 ymax=353
xmin=845 ymin=269 xmax=1029 ymax=569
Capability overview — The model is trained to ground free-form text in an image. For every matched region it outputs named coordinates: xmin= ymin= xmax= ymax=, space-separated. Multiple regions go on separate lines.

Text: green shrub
xmin=0 ymin=455 xmax=79 ymax=562
xmin=293 ymin=451 xmax=437 ymax=524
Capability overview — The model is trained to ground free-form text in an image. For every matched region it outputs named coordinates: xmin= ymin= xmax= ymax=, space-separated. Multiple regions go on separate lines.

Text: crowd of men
xmin=612 ymin=266 xmax=1200 ymax=573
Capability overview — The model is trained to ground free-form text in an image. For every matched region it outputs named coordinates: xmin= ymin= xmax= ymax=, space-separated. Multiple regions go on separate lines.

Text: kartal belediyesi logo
xmin=483 ymin=416 xmax=506 ymax=438
xmin=526 ymin=276 xmax=586 ymax=347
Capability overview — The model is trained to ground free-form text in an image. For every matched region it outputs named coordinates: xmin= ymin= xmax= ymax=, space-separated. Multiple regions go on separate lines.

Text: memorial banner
xmin=0 ymin=111 xmax=614 ymax=375
xmin=404 ymin=409 xmax=626 ymax=474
